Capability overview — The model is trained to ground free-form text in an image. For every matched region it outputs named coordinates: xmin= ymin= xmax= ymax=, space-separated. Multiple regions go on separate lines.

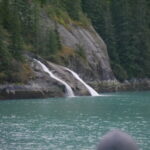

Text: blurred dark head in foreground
xmin=97 ymin=130 xmax=139 ymax=150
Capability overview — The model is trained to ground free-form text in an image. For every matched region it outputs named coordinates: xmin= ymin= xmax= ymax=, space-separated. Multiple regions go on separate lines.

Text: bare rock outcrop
xmin=39 ymin=11 xmax=115 ymax=82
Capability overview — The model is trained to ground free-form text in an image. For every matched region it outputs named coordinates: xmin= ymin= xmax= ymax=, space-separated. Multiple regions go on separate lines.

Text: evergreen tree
xmin=63 ymin=0 xmax=82 ymax=20
xmin=0 ymin=25 xmax=12 ymax=71
xmin=82 ymin=0 xmax=150 ymax=80
xmin=0 ymin=0 xmax=11 ymax=30
xmin=9 ymin=1 xmax=23 ymax=60
xmin=47 ymin=29 xmax=60 ymax=54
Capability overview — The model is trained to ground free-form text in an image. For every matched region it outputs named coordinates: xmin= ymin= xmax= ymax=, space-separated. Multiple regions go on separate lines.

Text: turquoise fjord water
xmin=0 ymin=92 xmax=150 ymax=150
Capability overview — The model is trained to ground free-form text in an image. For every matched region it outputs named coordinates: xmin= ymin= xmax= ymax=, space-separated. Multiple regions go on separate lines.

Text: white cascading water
xmin=34 ymin=59 xmax=75 ymax=97
xmin=64 ymin=68 xmax=99 ymax=96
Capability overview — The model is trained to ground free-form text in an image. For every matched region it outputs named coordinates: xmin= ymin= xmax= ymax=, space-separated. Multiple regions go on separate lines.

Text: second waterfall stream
xmin=35 ymin=59 xmax=99 ymax=97
xmin=64 ymin=68 xmax=99 ymax=96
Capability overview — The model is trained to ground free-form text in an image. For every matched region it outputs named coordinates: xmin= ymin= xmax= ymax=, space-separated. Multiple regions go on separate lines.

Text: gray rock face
xmin=0 ymin=57 xmax=90 ymax=100
xmin=45 ymin=61 xmax=90 ymax=96
xmin=58 ymin=24 xmax=115 ymax=81
xmin=39 ymin=11 xmax=115 ymax=82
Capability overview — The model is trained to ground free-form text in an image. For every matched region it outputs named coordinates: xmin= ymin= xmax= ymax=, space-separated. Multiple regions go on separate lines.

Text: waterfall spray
xmin=34 ymin=59 xmax=75 ymax=97
xmin=64 ymin=68 xmax=99 ymax=96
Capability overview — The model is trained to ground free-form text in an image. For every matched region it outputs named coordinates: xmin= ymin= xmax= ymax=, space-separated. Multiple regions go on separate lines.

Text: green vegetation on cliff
xmin=0 ymin=0 xmax=88 ymax=83
xmin=0 ymin=0 xmax=149 ymax=83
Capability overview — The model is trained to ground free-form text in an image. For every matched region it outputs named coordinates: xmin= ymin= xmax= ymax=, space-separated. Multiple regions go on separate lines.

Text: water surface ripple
xmin=0 ymin=91 xmax=150 ymax=150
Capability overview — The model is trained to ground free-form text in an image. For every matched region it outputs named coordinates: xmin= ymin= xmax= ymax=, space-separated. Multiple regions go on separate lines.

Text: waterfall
xmin=34 ymin=59 xmax=75 ymax=97
xmin=64 ymin=68 xmax=99 ymax=96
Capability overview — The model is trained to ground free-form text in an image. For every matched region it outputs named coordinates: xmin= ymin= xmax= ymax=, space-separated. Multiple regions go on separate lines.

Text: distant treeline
xmin=82 ymin=0 xmax=150 ymax=80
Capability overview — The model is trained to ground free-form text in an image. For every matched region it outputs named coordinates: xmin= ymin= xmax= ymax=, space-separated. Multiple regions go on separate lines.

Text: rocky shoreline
xmin=0 ymin=78 xmax=149 ymax=100
xmin=91 ymin=78 xmax=150 ymax=93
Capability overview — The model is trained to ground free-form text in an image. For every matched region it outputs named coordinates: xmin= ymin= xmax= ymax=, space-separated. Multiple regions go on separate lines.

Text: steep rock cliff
xmin=39 ymin=11 xmax=115 ymax=82
xmin=0 ymin=11 xmax=116 ymax=99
